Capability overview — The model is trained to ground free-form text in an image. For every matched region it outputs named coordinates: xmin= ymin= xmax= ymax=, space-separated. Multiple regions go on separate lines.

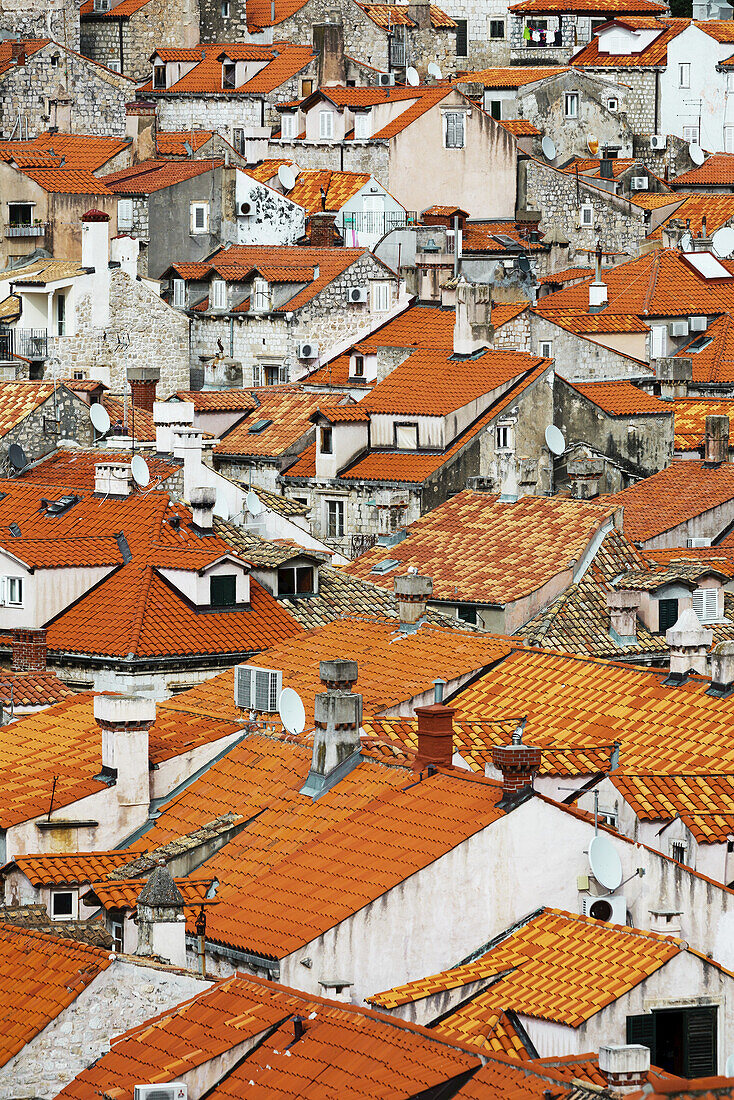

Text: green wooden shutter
xmin=627 ymin=1013 xmax=655 ymax=1056
xmin=685 ymin=1007 xmax=717 ymax=1078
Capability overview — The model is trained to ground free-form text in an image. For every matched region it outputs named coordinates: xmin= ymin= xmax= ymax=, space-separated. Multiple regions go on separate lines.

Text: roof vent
xmin=41 ymin=493 xmax=80 ymax=515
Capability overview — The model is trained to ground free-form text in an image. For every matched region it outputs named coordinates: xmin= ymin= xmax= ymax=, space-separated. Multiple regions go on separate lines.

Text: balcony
xmin=13 ymin=328 xmax=48 ymax=359
xmin=5 ymin=223 xmax=48 ymax=239
xmin=340 ymin=210 xmax=417 ymax=240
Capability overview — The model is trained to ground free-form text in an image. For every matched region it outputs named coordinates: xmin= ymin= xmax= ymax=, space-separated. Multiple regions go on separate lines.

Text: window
xmin=221 ymin=0 xmax=230 ymax=14
xmin=579 ymin=204 xmax=594 ymax=227
xmin=354 ymin=112 xmax=371 ymax=139
xmin=457 ymin=605 xmax=477 ymax=624
xmin=488 ymin=98 xmax=502 ymax=120
xmin=540 ymin=340 xmax=553 ymax=358
xmin=671 ymin=839 xmax=688 ymax=864
xmin=301 ymin=78 xmax=314 ymax=97
xmin=353 ymin=354 xmax=364 ymax=377
xmin=50 ymin=53 xmax=60 ymax=66
xmin=598 ymin=809 xmax=618 ymax=828
xmin=679 ymin=62 xmax=690 ymax=88
xmin=281 ymin=112 xmax=296 ymax=139
xmin=117 ymin=198 xmax=133 ymax=230
xmin=321 ymin=425 xmax=333 ymax=454
xmin=444 ymin=111 xmax=465 ymax=148
xmin=7 ymin=202 xmax=33 ymax=227
xmin=73 ymin=370 xmax=86 ymax=380
xmin=6 ymin=577 xmax=22 ymax=606
xmin=683 ymin=124 xmax=699 ymax=143
xmin=56 ymin=292 xmax=65 ymax=337
xmin=395 ymin=422 xmax=419 ymax=449
xmin=489 ymin=18 xmax=504 ymax=37
xmin=111 ymin=919 xmax=124 ymax=953
xmin=107 ymin=59 xmax=121 ymax=72
xmin=190 ymin=201 xmax=209 ymax=234
xmin=371 ymin=280 xmax=390 ymax=312
xmin=564 ymin=92 xmax=579 ymax=119
xmin=650 ymin=324 xmax=666 ymax=358
xmin=658 ymin=597 xmax=678 ymax=633
xmin=496 ymin=424 xmax=512 ymax=450
xmin=153 ymin=64 xmax=166 ymax=88
xmin=726 ymin=126 xmax=734 ymax=154
xmin=693 ymin=586 xmax=719 ymax=623
xmin=607 ymin=96 xmax=619 ymax=111
xmin=211 ymin=279 xmax=227 ymax=310
xmin=319 ymin=110 xmax=334 ymax=139
xmin=210 ymin=574 xmax=237 ymax=607
xmin=277 ymin=566 xmax=314 ymax=596
xmin=173 ymin=278 xmax=185 ymax=308
xmin=252 ymin=277 xmax=270 ymax=312
xmin=454 ymin=18 xmax=468 ymax=55
xmin=51 ymin=890 xmax=74 ymax=919
xmin=627 ymin=1007 xmax=716 ymax=1078
xmin=327 ymin=499 xmax=345 ymax=538
xmin=222 ymin=61 xmax=236 ymax=89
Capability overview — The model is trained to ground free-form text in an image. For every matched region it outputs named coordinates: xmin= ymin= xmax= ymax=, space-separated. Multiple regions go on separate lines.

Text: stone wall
xmin=517 ymin=70 xmax=634 ymax=163
xmin=267 ymin=137 xmax=391 ymax=181
xmin=494 ymin=308 xmax=531 ymax=352
xmin=580 ymin=69 xmax=657 ymax=135
xmin=0 ymin=40 xmax=132 ymax=139
xmin=154 ymin=93 xmax=262 ymax=136
xmin=0 ymin=0 xmax=79 ymax=51
xmin=445 ymin=0 xmax=510 ymax=69
xmin=530 ymin=312 xmax=652 ymax=382
xmin=0 ymin=388 xmax=95 ymax=473
xmin=81 ymin=0 xmax=199 ymax=81
xmin=478 ymin=361 xmax=554 ymax=494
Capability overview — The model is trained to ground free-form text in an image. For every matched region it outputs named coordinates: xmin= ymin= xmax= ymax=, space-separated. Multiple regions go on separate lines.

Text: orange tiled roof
xmin=455 ymin=66 xmax=569 ymax=87
xmin=498 ymin=118 xmax=541 ymax=136
xmin=649 ymin=194 xmax=734 ymax=239
xmin=671 ymin=153 xmax=734 ymax=188
xmin=539 ymin=266 xmax=593 ymax=285
xmin=246 ymin=158 xmax=294 ymax=183
xmin=0 ymin=38 xmax=48 ymax=76
xmin=0 ymin=381 xmax=58 ymax=435
xmin=5 ymin=851 xmax=134 ymax=885
xmin=314 ymin=401 xmax=370 ymax=422
xmin=628 ymin=192 xmax=684 ymax=211
xmin=676 ymin=314 xmax=734 ymax=384
xmin=16 ymin=448 xmax=180 ymax=488
xmin=607 ymin=460 xmax=734 ymax=542
xmin=214 ymin=386 xmax=320 ymax=458
xmin=534 ymin=308 xmax=650 ymax=336
xmin=0 ymin=535 xmax=123 ymax=569
xmin=0 ymin=670 xmax=71 ymax=708
xmin=285 ymin=169 xmax=372 ymax=213
xmin=355 ymin=2 xmax=456 ymax=27
xmin=371 ymin=908 xmax=680 ymax=1030
xmin=156 ymin=129 xmax=214 ymax=155
xmin=175 ymin=388 xmax=259 ymax=412
xmin=674 ymin=397 xmax=734 ymax=450
xmin=139 ymin=42 xmax=314 ymax=95
xmin=510 ymin=0 xmax=667 ymax=10
xmin=345 ymin=490 xmax=617 ymax=603
xmin=17 ymin=167 xmax=113 ymax=194
xmin=0 ymin=131 xmax=130 ymax=171
xmin=85 ymin=875 xmax=214 ymax=918
xmin=611 ymin=774 xmax=734 ymax=841
xmin=461 ymin=220 xmax=546 ymax=253
xmin=100 ymin=158 xmax=223 ymax=194
xmin=571 ymin=17 xmax=687 ymax=67
xmin=566 ymin=379 xmax=671 ymax=415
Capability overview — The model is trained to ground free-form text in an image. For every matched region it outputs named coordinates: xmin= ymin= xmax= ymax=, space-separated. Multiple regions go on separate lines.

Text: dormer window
xmin=222 ymin=61 xmax=236 ymax=89
xmin=353 ymin=354 xmax=364 ymax=377
xmin=354 ymin=111 xmax=371 ymax=139
xmin=319 ymin=110 xmax=334 ymax=139
xmin=321 ymin=426 xmax=333 ymax=454
xmin=395 ymin=422 xmax=418 ymax=449
xmin=210 ymin=574 xmax=236 ymax=607
xmin=281 ymin=112 xmax=297 ymax=139
xmin=277 ymin=565 xmax=314 ymax=597
xmin=252 ymin=277 xmax=270 ymax=312
xmin=153 ymin=64 xmax=166 ymax=89
xmin=211 ymin=279 xmax=227 ymax=310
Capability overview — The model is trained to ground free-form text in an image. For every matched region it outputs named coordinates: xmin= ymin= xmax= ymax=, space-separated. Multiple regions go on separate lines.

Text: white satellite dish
xmin=90 ymin=403 xmax=110 ymax=435
xmin=542 ymin=135 xmax=556 ymax=161
xmin=545 ymin=424 xmax=566 ymax=455
xmin=689 ymin=142 xmax=705 ymax=166
xmin=278 ymin=687 xmax=306 ymax=735
xmin=130 ymin=454 xmax=150 ymax=487
xmin=589 ymin=833 xmax=623 ymax=892
xmin=406 ymin=65 xmax=419 ymax=87
xmin=725 ymin=1054 xmax=734 ymax=1077
xmin=680 ymin=231 xmax=693 ymax=252
xmin=277 ymin=164 xmax=296 ymax=190
xmin=246 ymin=488 xmax=264 ymax=516
xmin=427 ymin=61 xmax=442 ymax=79
xmin=713 ymin=226 xmax=734 ymax=259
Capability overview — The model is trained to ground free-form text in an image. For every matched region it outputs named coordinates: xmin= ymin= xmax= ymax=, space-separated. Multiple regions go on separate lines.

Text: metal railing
xmin=389 ymin=37 xmax=406 ymax=67
xmin=340 ymin=210 xmax=416 ymax=237
xmin=351 ymin=533 xmax=378 ymax=558
xmin=0 ymin=327 xmax=13 ymax=361
xmin=13 ymin=328 xmax=48 ymax=359
xmin=5 ymin=223 xmax=48 ymax=238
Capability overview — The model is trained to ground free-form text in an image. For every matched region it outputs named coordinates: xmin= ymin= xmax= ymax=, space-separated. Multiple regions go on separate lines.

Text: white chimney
xmin=153 ymin=401 xmax=195 ymax=453
xmin=453 ymin=275 xmax=493 ymax=355
xmin=666 ymin=606 xmax=713 ymax=676
xmin=81 ymin=209 xmax=111 ymax=329
xmin=95 ymin=462 xmax=132 ymax=497
xmin=190 ymin=485 xmax=216 ymax=533
xmin=173 ymin=426 xmax=204 ymax=499
xmin=110 ymin=234 xmax=140 ymax=280
xmin=599 ymin=1045 xmax=650 ymax=1093
xmin=94 ymin=694 xmax=155 ymax=808
xmin=589 ymin=243 xmax=608 ymax=312
xmin=301 ymin=659 xmax=362 ymax=798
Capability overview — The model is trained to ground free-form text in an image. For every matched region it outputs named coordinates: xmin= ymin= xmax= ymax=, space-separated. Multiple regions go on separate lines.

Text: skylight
xmin=371 ymin=559 xmax=401 ymax=574
xmin=682 ymin=252 xmax=733 ymax=280
xmin=248 ymin=418 xmax=273 ymax=434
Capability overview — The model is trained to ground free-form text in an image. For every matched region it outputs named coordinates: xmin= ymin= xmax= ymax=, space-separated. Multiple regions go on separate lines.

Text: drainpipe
xmin=195 ymin=906 xmax=206 ymax=976
xmin=118 ymin=19 xmax=124 ymax=75
xmin=229 ymin=314 xmax=234 ymax=356
xmin=453 ymin=215 xmax=460 ymax=277
xmin=654 ymin=70 xmax=659 ymax=134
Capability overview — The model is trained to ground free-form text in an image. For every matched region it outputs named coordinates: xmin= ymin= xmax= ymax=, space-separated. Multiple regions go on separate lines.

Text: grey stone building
xmin=79 ymin=0 xmax=199 ymax=81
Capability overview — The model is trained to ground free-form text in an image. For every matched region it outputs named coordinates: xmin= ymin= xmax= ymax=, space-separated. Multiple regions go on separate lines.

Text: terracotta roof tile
xmin=0 ymin=535 xmax=123 ymax=568
xmin=175 ymin=389 xmax=259 ymax=412
xmin=5 ymin=851 xmax=134 ymax=886
xmin=611 ymin=774 xmax=734 ymax=841
xmin=0 ymin=38 xmax=48 ymax=76
xmin=356 ymin=1 xmax=456 ymax=26
xmin=676 ymin=314 xmax=734 ymax=384
xmin=539 ymin=266 xmax=593 ymax=285
xmin=0 ymin=670 xmax=72 ymax=708
xmin=461 ymin=220 xmax=546 ymax=253
xmin=607 ymin=461 xmax=734 ymax=542
xmin=533 ymin=308 xmax=651 ymax=336
xmin=0 ymin=131 xmax=129 ymax=171
xmin=572 ymin=17 xmax=687 ymax=66
xmin=499 ymin=118 xmax=541 ymax=136
xmin=156 ymin=129 xmax=214 ymax=155
xmin=455 ymin=66 xmax=569 ymax=87
xmin=510 ymin=0 xmax=666 ymax=10
xmin=314 ymin=401 xmax=370 ymax=422
xmin=649 ymin=194 xmax=734 ymax=239
xmin=671 ymin=154 xmax=734 ymax=188
xmin=18 ymin=168 xmax=112 ymax=195
xmin=674 ymin=397 xmax=734 ymax=450
xmin=100 ymin=158 xmax=223 ymax=194
xmin=16 ymin=448 xmax=180 ymax=488
xmin=0 ymin=381 xmax=58 ymax=434
xmin=139 ymin=42 xmax=314 ymax=95
xmin=285 ymin=169 xmax=372 ymax=212
xmin=566 ymin=379 xmax=671 ymax=415
xmin=214 ymin=386 xmax=320 ymax=458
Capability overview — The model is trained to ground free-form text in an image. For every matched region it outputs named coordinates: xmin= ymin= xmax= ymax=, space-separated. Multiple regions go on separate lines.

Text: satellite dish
xmin=689 ymin=142 xmax=705 ymax=166
xmin=90 ymin=403 xmax=110 ymax=434
xmin=8 ymin=444 xmax=27 ymax=471
xmin=278 ymin=687 xmax=306 ymax=735
xmin=589 ymin=833 xmax=623 ymax=891
xmin=587 ymin=135 xmax=599 ymax=157
xmin=713 ymin=226 xmax=734 ymax=259
xmin=246 ymin=488 xmax=264 ymax=516
xmin=542 ymin=135 xmax=556 ymax=161
xmin=277 ymin=164 xmax=296 ymax=190
xmin=427 ymin=61 xmax=442 ymax=79
xmin=406 ymin=66 xmax=419 ymax=87
xmin=545 ymin=424 xmax=565 ymax=455
xmin=518 ymin=254 xmax=532 ymax=275
xmin=680 ymin=231 xmax=693 ymax=252
xmin=130 ymin=454 xmax=150 ymax=487
xmin=726 ymin=1054 xmax=734 ymax=1078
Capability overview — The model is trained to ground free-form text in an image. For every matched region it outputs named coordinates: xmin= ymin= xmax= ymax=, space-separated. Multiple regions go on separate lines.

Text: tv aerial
xmin=131 ymin=454 xmax=150 ymax=487
xmin=8 ymin=444 xmax=27 ymax=473
xmin=277 ymin=164 xmax=296 ymax=190
xmin=688 ymin=142 xmax=705 ymax=166
xmin=541 ymin=135 xmax=556 ymax=161
xmin=90 ymin=403 xmax=111 ymax=435
xmin=406 ymin=66 xmax=420 ymax=87
xmin=545 ymin=424 xmax=565 ymax=455
xmin=427 ymin=61 xmax=442 ymax=79
xmin=588 ymin=833 xmax=623 ymax=892
xmin=246 ymin=488 xmax=264 ymax=516
xmin=712 ymin=226 xmax=734 ymax=259
xmin=278 ymin=687 xmax=306 ymax=735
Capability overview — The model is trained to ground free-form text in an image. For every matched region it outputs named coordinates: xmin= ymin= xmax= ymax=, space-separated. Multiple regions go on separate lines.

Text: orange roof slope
xmin=571 ymin=17 xmax=687 ymax=67
xmin=156 ymin=129 xmax=214 ymax=155
xmin=345 ymin=490 xmax=616 ymax=603
xmin=0 ymin=670 xmax=71 ymax=708
xmin=139 ymin=43 xmax=314 ymax=94
xmin=356 ymin=1 xmax=456 ymax=26
xmin=371 ymin=908 xmax=680 ymax=1035
xmin=650 ymin=195 xmax=734 ymax=239
xmin=0 ymin=924 xmax=111 ymax=1067
xmin=566 ymin=380 xmax=671 ymax=415
xmin=674 ymin=397 xmax=734 ymax=450
xmin=285 ymin=169 xmax=372 ymax=212
xmin=0 ymin=38 xmax=48 ymax=76
xmin=671 ymin=154 xmax=734 ymax=188
xmin=0 ymin=381 xmax=58 ymax=434
xmin=100 ymin=158 xmax=223 ymax=194
xmin=5 ymin=851 xmax=134 ymax=885
xmin=214 ymin=386 xmax=321 ymax=458
xmin=0 ymin=131 xmax=130 ymax=171
xmin=607 ymin=461 xmax=734 ymax=542
xmin=611 ymin=774 xmax=734 ymax=841
xmin=455 ymin=66 xmax=569 ymax=87
xmin=19 ymin=168 xmax=113 ymax=194
xmin=16 ymin=448 xmax=180 ymax=488
xmin=676 ymin=313 xmax=734 ymax=384
xmin=461 ymin=220 xmax=546 ymax=253
xmin=510 ymin=0 xmax=667 ymax=9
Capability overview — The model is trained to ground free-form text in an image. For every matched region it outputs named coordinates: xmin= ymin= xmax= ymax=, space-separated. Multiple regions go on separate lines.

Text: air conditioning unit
xmin=134 ymin=1087 xmax=187 ymax=1100
xmin=688 ymin=537 xmax=712 ymax=547
xmin=689 ymin=315 xmax=708 ymax=331
xmin=581 ymin=895 xmax=627 ymax=924
xmin=650 ymin=134 xmax=666 ymax=150
xmin=297 ymin=341 xmax=319 ymax=359
xmin=631 ymin=176 xmax=648 ymax=190
xmin=346 ymin=286 xmax=368 ymax=303
xmin=238 ymin=201 xmax=253 ymax=215
xmin=669 ymin=321 xmax=689 ymax=337
xmin=377 ymin=73 xmax=395 ymax=87
xmin=235 ymin=664 xmax=282 ymax=712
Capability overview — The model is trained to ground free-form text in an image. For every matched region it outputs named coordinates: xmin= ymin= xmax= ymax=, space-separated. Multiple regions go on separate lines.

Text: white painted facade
xmin=662 ymin=24 xmax=733 ymax=151
xmin=0 ymin=552 xmax=114 ymax=632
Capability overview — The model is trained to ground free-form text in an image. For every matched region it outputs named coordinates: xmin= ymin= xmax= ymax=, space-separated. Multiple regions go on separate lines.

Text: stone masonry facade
xmin=267 ymin=136 xmax=391 ymax=179
xmin=0 ymin=0 xmax=79 ymax=51
xmin=0 ymin=389 xmax=96 ymax=475
xmin=80 ymin=0 xmax=199 ymax=82
xmin=153 ymin=94 xmax=262 ymax=136
xmin=530 ymin=313 xmax=652 ymax=383
xmin=579 ymin=69 xmax=658 ymax=135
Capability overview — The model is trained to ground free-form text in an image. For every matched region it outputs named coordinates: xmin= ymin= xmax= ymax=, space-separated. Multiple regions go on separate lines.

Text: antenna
xmin=713 ymin=226 xmax=734 ymax=259
xmin=8 ymin=444 xmax=28 ymax=472
xmin=541 ymin=135 xmax=556 ymax=161
xmin=688 ymin=142 xmax=705 ymax=166
xmin=277 ymin=164 xmax=296 ymax=190
xmin=278 ymin=687 xmax=306 ymax=735
xmin=588 ymin=833 xmax=623 ymax=891
xmin=90 ymin=403 xmax=111 ymax=435
xmin=427 ymin=61 xmax=442 ymax=79
xmin=131 ymin=454 xmax=150 ymax=487
xmin=406 ymin=65 xmax=419 ymax=87
xmin=246 ymin=488 xmax=264 ymax=516
xmin=545 ymin=424 xmax=565 ymax=455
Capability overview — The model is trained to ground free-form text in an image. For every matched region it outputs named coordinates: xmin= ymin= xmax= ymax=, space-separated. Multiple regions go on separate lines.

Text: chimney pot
xmin=95 ymin=462 xmax=132 ymax=497
xmin=301 ymin=659 xmax=363 ymax=797
xmin=413 ymin=702 xmax=454 ymax=771
xmin=599 ymin=1044 xmax=650 ymax=1092
xmin=135 ymin=859 xmax=186 ymax=968
xmin=190 ymin=485 xmax=217 ymax=533
xmin=710 ymin=640 xmax=734 ymax=692
xmin=666 ymin=607 xmax=713 ymax=676
xmin=453 ymin=277 xmax=493 ymax=355
xmin=12 ymin=627 xmax=47 ymax=672
xmin=394 ymin=573 xmax=432 ymax=630
xmin=310 ymin=211 xmax=338 ymax=247
xmin=606 ymin=590 xmax=639 ymax=642
xmin=127 ymin=366 xmax=160 ymax=413
xmin=492 ymin=733 xmax=541 ymax=800
xmin=153 ymin=401 xmax=194 ymax=454
xmin=94 ymin=693 xmax=155 ymax=807
xmin=320 ymin=658 xmax=358 ymax=690
xmin=705 ymin=415 xmax=729 ymax=464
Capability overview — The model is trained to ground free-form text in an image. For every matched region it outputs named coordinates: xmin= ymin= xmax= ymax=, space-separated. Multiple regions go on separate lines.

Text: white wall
xmin=158 ymin=559 xmax=250 ymax=606
xmin=663 ymin=25 xmax=730 ymax=150
xmin=0 ymin=553 xmax=115 ymax=631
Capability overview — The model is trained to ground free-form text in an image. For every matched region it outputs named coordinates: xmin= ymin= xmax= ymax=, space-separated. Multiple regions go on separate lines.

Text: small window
xmin=7 ymin=202 xmax=33 ymax=228
xmin=107 ymin=59 xmax=121 ymax=72
xmin=671 ymin=840 xmax=687 ymax=864
xmin=190 ymin=201 xmax=209 ymax=234
xmin=6 ymin=577 xmax=23 ymax=606
xmin=580 ymin=204 xmax=594 ymax=227
xmin=540 ymin=340 xmax=553 ymax=358
xmin=496 ymin=425 xmax=512 ymax=451
xmin=353 ymin=354 xmax=364 ymax=377
xmin=111 ymin=919 xmax=124 ymax=953
xmin=607 ymin=96 xmax=619 ymax=112
xmin=598 ymin=809 xmax=618 ymax=828
xmin=564 ymin=92 xmax=579 ymax=119
xmin=650 ymin=324 xmax=666 ymax=359
xmin=319 ymin=110 xmax=334 ymax=139
xmin=454 ymin=18 xmax=468 ymax=55
xmin=301 ymin=78 xmax=314 ymax=97
xmin=231 ymin=127 xmax=245 ymax=154
xmin=658 ymin=597 xmax=678 ymax=633
xmin=488 ymin=99 xmax=502 ymax=120
xmin=444 ymin=111 xmax=465 ymax=149
xmin=688 ymin=334 xmax=713 ymax=353
xmin=153 ymin=64 xmax=166 ymax=89
xmin=693 ymin=587 xmax=719 ymax=623
xmin=277 ymin=566 xmax=314 ymax=596
xmin=51 ymin=890 xmax=73 ymax=919
xmin=281 ymin=113 xmax=296 ymax=139
xmin=173 ymin=277 xmax=185 ymax=308
xmin=73 ymin=370 xmax=86 ymax=380
xmin=117 ymin=198 xmax=133 ymax=229
xmin=458 ymin=605 xmax=477 ymax=624
xmin=489 ymin=18 xmax=504 ymax=38
xmin=395 ymin=422 xmax=419 ymax=449
xmin=210 ymin=279 xmax=227 ymax=310
xmin=683 ymin=124 xmax=699 ymax=143
xmin=321 ymin=425 xmax=333 ymax=454
xmin=210 ymin=574 xmax=237 ymax=607
xmin=50 ymin=53 xmax=60 ymax=66
xmin=222 ymin=61 xmax=236 ymax=89
xmin=221 ymin=0 xmax=230 ymax=14
xmin=371 ymin=281 xmax=390 ymax=312
xmin=679 ymin=62 xmax=690 ymax=89
xmin=354 ymin=112 xmax=371 ymax=139
xmin=327 ymin=499 xmax=345 ymax=538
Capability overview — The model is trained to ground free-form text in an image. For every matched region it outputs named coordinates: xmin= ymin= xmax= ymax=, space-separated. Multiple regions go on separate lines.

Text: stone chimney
xmin=666 ymin=607 xmax=713 ymax=676
xmin=606 ymin=590 xmax=639 ymax=644
xmin=12 ymin=628 xmax=47 ymax=672
xmin=94 ymin=461 xmax=132 ymax=497
xmin=589 ymin=243 xmax=608 ymax=312
xmin=705 ymin=414 xmax=729 ymax=464
xmin=313 ymin=21 xmax=346 ymax=86
xmin=710 ymin=639 xmax=734 ymax=694
xmin=311 ymin=211 xmax=338 ymax=247
xmin=94 ymin=693 xmax=155 ymax=808
xmin=568 ymin=452 xmax=604 ymax=499
xmin=408 ymin=0 xmax=431 ymax=26
xmin=656 ymin=356 xmax=691 ymax=400
xmin=491 ymin=719 xmax=541 ymax=802
xmin=125 ymin=100 xmax=157 ymax=165
xmin=127 ymin=366 xmax=160 ymax=413
xmin=190 ymin=485 xmax=216 ymax=534
xmin=599 ymin=1045 xmax=650 ymax=1093
xmin=135 ymin=859 xmax=187 ymax=968
xmin=300 ymin=659 xmax=363 ymax=798
xmin=394 ymin=572 xmax=432 ymax=631
xmin=154 ymin=401 xmax=194 ymax=454
xmin=413 ymin=692 xmax=455 ymax=771
xmin=454 ymin=276 xmax=493 ymax=355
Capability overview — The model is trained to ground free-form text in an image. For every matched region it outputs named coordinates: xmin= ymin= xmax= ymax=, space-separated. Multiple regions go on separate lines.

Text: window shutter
xmin=705 ymin=587 xmax=718 ymax=620
xmin=626 ymin=1013 xmax=655 ymax=1054
xmin=685 ymin=1007 xmax=717 ymax=1078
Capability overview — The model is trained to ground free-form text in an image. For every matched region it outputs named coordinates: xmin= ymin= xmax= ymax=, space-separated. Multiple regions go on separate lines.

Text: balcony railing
xmin=5 ymin=223 xmax=48 ymax=238
xmin=340 ymin=210 xmax=417 ymax=238
xmin=13 ymin=328 xmax=48 ymax=359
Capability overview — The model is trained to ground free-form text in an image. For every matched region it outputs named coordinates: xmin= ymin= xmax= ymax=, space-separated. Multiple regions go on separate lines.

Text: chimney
xmin=153 ymin=401 xmax=195 ymax=454
xmin=656 ymin=356 xmax=691 ymax=399
xmin=705 ymin=414 xmax=729 ymax=464
xmin=491 ymin=719 xmax=541 ymax=802
xmin=394 ymin=572 xmax=432 ymax=631
xmin=81 ymin=208 xmax=110 ymax=272
xmin=666 ymin=607 xmax=713 ymax=677
xmin=135 ymin=859 xmax=187 ymax=968
xmin=126 ymin=366 xmax=160 ymax=414
xmin=111 ymin=235 xmax=140 ymax=280
xmin=313 ymin=21 xmax=346 ymax=86
xmin=599 ymin=157 xmax=614 ymax=180
xmin=568 ymin=452 xmax=603 ymax=499
xmin=408 ymin=0 xmax=431 ymax=26
xmin=300 ymin=659 xmax=363 ymax=798
xmin=173 ymin=426 xmax=205 ymax=499
xmin=412 ymin=692 xmax=455 ymax=771
xmin=125 ymin=100 xmax=157 ymax=164
xmin=94 ymin=693 xmax=155 ymax=808
xmin=11 ymin=41 xmax=26 ymax=65
xmin=589 ymin=242 xmax=608 ymax=312
xmin=95 ymin=461 xmax=132 ymax=497
xmin=453 ymin=276 xmax=493 ymax=355
xmin=12 ymin=628 xmax=47 ymax=672
xmin=190 ymin=485 xmax=216 ymax=533
xmin=709 ymin=639 xmax=734 ymax=694
xmin=606 ymin=590 xmax=639 ymax=644
xmin=599 ymin=1045 xmax=650 ymax=1093
xmin=310 ymin=211 xmax=338 ymax=247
